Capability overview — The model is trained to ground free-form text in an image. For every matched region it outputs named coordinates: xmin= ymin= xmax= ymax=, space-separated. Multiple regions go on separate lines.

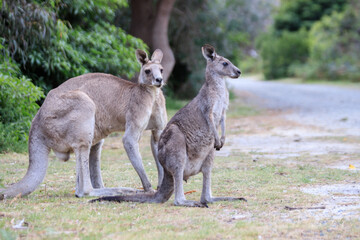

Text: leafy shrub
xmin=274 ymin=0 xmax=346 ymax=32
xmin=27 ymin=20 xmax=147 ymax=90
xmin=1 ymin=0 xmax=146 ymax=91
xmin=297 ymin=2 xmax=360 ymax=81
xmin=258 ymin=30 xmax=309 ymax=79
xmin=0 ymin=44 xmax=44 ymax=152
xmin=0 ymin=0 xmax=55 ymax=64
xmin=258 ymin=0 xmax=349 ymax=80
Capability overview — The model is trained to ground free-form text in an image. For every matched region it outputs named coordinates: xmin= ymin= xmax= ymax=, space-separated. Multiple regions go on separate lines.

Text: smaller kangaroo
xmin=91 ymin=44 xmax=246 ymax=207
xmin=1 ymin=49 xmax=167 ymax=199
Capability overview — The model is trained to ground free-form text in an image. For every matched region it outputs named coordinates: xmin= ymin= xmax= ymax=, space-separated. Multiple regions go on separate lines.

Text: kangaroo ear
xmin=135 ymin=49 xmax=149 ymax=66
xmin=151 ymin=49 xmax=163 ymax=63
xmin=202 ymin=44 xmax=216 ymax=61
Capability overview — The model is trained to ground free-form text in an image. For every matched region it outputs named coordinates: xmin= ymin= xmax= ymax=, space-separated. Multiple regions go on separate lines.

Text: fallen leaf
xmin=184 ymin=190 xmax=196 ymax=195
xmin=349 ymin=164 xmax=356 ymax=169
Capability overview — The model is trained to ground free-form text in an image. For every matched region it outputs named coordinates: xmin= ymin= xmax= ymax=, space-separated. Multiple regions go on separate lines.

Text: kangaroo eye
xmin=160 ymin=69 xmax=163 ymax=73
xmin=145 ymin=69 xmax=151 ymax=74
xmin=222 ymin=62 xmax=228 ymax=67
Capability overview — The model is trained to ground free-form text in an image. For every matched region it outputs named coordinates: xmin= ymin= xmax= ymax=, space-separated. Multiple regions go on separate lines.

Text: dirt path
xmin=228 ymin=76 xmax=360 ymax=135
xmin=222 ymin=76 xmax=360 ymax=222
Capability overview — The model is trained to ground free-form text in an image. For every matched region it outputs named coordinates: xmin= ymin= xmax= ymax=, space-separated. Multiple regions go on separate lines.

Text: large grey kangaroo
xmin=91 ymin=44 xmax=246 ymax=207
xmin=0 ymin=49 xmax=167 ymax=199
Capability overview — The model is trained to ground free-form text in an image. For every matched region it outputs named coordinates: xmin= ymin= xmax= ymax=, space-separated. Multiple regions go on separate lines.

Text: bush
xmin=273 ymin=0 xmax=346 ymax=32
xmin=0 ymin=44 xmax=44 ymax=152
xmin=298 ymin=3 xmax=360 ymax=81
xmin=1 ymin=0 xmax=147 ymax=91
xmin=27 ymin=20 xmax=146 ymax=90
xmin=0 ymin=0 xmax=55 ymax=65
xmin=258 ymin=30 xmax=309 ymax=79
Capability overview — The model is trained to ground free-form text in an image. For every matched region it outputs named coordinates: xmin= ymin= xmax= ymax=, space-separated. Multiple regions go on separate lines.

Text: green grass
xmin=1 ymin=146 xmax=359 ymax=239
xmin=165 ymin=96 xmax=188 ymax=118
xmin=1 ymin=95 xmax=360 ymax=239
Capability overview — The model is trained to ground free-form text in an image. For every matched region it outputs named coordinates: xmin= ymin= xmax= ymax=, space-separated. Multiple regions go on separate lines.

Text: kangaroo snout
xmin=231 ymin=69 xmax=241 ymax=78
xmin=154 ymin=77 xmax=163 ymax=87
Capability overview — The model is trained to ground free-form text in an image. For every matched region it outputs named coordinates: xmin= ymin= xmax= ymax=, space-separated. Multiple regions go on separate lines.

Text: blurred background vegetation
xmin=0 ymin=0 xmax=359 ymax=152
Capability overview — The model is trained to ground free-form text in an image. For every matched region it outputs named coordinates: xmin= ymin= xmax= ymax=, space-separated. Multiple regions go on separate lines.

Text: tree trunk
xmin=130 ymin=0 xmax=176 ymax=82
xmin=130 ymin=0 xmax=154 ymax=46
xmin=151 ymin=0 xmax=176 ymax=82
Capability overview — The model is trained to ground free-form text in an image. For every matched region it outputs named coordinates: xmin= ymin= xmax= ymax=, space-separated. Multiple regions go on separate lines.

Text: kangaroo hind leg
xmin=123 ymin=125 xmax=153 ymax=192
xmin=161 ymin=124 xmax=208 ymax=208
xmin=60 ymin=90 xmax=96 ymax=197
xmin=89 ymin=139 xmax=105 ymax=189
xmin=151 ymin=130 xmax=164 ymax=189
xmin=200 ymin=150 xmax=246 ymax=204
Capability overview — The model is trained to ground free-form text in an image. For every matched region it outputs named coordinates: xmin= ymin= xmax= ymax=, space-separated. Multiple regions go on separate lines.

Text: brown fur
xmin=91 ymin=44 xmax=246 ymax=207
xmin=1 ymin=49 xmax=167 ymax=199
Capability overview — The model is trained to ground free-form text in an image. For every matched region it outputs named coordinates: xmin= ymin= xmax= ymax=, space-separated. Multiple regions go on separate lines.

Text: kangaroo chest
xmin=93 ymin=88 xmax=162 ymax=142
xmin=212 ymin=89 xmax=229 ymax=126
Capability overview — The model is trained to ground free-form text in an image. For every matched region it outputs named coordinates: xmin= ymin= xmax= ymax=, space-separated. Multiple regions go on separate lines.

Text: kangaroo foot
xmin=75 ymin=186 xmax=94 ymax=198
xmin=202 ymin=196 xmax=247 ymax=203
xmin=174 ymin=200 xmax=209 ymax=208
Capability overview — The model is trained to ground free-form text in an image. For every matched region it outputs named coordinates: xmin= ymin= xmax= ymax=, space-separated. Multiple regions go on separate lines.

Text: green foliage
xmin=0 ymin=44 xmax=44 ymax=153
xmin=258 ymin=30 xmax=309 ymax=79
xmin=296 ymin=2 xmax=360 ymax=81
xmin=0 ymin=0 xmax=55 ymax=64
xmin=58 ymin=0 xmax=127 ymax=29
xmin=1 ymin=0 xmax=146 ymax=91
xmin=259 ymin=0 xmax=349 ymax=80
xmin=27 ymin=20 xmax=146 ymax=89
xmin=274 ymin=0 xmax=347 ymax=32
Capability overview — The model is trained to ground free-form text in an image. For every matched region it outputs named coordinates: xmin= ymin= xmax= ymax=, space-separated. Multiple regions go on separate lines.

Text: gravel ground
xmin=227 ymin=76 xmax=360 ymax=135
xmin=224 ymin=76 xmax=360 ymax=221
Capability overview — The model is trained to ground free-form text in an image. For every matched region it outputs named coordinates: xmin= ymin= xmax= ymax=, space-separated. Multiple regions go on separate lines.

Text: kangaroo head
xmin=202 ymin=44 xmax=241 ymax=79
xmin=136 ymin=49 xmax=164 ymax=87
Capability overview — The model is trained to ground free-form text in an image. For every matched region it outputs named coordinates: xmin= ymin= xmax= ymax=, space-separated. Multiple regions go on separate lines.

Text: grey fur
xmin=0 ymin=49 xmax=167 ymax=199
xmin=90 ymin=44 xmax=246 ymax=207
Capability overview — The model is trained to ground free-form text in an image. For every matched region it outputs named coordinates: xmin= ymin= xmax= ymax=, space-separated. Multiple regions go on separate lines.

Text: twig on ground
xmin=284 ymin=206 xmax=326 ymax=211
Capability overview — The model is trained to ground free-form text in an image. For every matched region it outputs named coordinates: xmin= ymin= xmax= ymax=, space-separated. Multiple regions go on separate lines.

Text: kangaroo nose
xmin=155 ymin=78 xmax=162 ymax=83
xmin=237 ymin=70 xmax=241 ymax=75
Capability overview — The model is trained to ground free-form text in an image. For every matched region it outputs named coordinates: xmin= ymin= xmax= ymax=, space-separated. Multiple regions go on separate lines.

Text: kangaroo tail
xmin=1 ymin=127 xmax=50 ymax=199
xmin=90 ymin=168 xmax=174 ymax=204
